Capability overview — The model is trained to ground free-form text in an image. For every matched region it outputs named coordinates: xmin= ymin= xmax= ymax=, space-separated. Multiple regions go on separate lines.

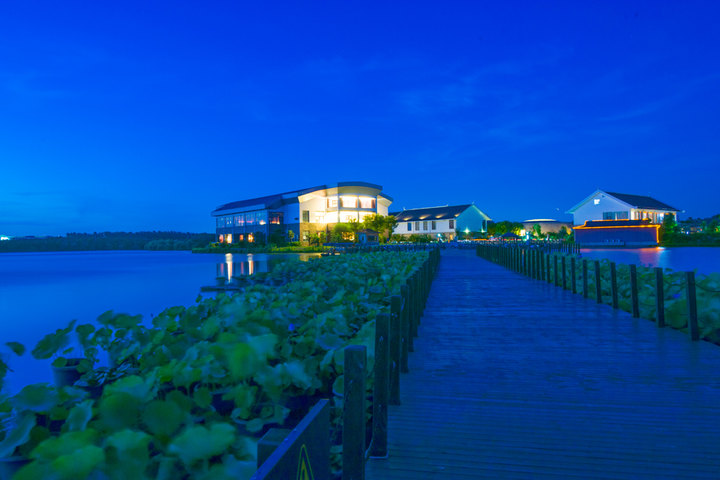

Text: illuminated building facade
xmin=211 ymin=182 xmax=392 ymax=244
xmin=567 ymin=190 xmax=680 ymax=246
xmin=391 ymin=204 xmax=491 ymax=241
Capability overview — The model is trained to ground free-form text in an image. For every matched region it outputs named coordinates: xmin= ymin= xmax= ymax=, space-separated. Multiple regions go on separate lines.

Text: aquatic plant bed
xmin=0 ymin=251 xmax=428 ymax=479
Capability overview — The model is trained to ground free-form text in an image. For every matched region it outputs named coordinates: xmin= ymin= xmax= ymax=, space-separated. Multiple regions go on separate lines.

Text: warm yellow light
xmin=226 ymin=234 xmax=233 ymax=244
xmin=225 ymin=253 xmax=233 ymax=280
xmin=248 ymin=233 xmax=254 ymax=243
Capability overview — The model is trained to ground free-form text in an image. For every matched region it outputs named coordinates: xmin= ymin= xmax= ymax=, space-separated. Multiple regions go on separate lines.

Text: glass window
xmin=257 ymin=211 xmax=267 ymax=225
xmin=225 ymin=216 xmax=233 ymax=227
xmin=407 ymin=222 xmax=412 ymax=231
xmin=449 ymin=219 xmax=455 ymax=229
xmin=432 ymin=221 xmax=436 ymax=230
xmin=269 ymin=212 xmax=282 ymax=225
xmin=216 ymin=217 xmax=224 ymax=228
xmin=302 ymin=230 xmax=309 ymax=241
xmin=423 ymin=221 xmax=428 ymax=230
xmin=327 ymin=198 xmax=338 ymax=208
xmin=235 ymin=215 xmax=244 ymax=226
xmin=341 ymin=196 xmax=358 ymax=208
xmin=302 ymin=210 xmax=310 ymax=223
xmin=314 ymin=212 xmax=325 ymax=223
xmin=414 ymin=221 xmax=420 ymax=231
xmin=359 ymin=197 xmax=376 ymax=209
xmin=246 ymin=212 xmax=255 ymax=225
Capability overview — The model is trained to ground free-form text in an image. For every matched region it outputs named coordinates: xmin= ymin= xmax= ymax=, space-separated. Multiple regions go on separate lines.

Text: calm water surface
xmin=0 ymin=250 xmax=318 ymax=392
xmin=579 ymin=247 xmax=720 ymax=275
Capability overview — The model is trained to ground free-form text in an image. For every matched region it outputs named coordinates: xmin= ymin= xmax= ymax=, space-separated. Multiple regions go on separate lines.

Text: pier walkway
xmin=366 ymin=249 xmax=720 ymax=479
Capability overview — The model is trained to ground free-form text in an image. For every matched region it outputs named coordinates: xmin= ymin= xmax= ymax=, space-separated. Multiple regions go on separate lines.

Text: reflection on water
xmin=580 ymin=247 xmax=720 ymax=275
xmin=0 ymin=250 xmax=320 ymax=393
xmin=216 ymin=253 xmax=320 ymax=281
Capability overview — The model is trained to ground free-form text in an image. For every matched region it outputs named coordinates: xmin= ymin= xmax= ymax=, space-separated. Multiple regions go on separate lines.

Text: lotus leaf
xmin=168 ymin=423 xmax=235 ymax=466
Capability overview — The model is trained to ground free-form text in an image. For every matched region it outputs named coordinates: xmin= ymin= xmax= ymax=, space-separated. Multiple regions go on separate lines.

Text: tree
xmin=532 ymin=224 xmax=542 ymax=239
xmin=361 ymin=214 xmax=397 ymax=242
xmin=662 ymin=213 xmax=679 ymax=234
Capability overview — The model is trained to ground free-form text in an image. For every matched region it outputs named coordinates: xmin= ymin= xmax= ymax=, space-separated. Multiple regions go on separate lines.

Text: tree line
xmin=0 ymin=232 xmax=215 ymax=252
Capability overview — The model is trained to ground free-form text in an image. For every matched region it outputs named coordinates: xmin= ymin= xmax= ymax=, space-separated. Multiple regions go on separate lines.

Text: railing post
xmin=371 ymin=313 xmax=390 ymax=457
xmin=561 ymin=256 xmax=567 ymax=290
xmin=582 ymin=260 xmax=588 ymax=298
xmin=610 ymin=262 xmax=618 ymax=309
xmin=399 ymin=286 xmax=410 ymax=372
xmin=655 ymin=267 xmax=665 ymax=328
xmin=404 ymin=280 xmax=414 ymax=352
xmin=553 ymin=255 xmax=559 ymax=286
xmin=594 ymin=260 xmax=602 ymax=304
xmin=571 ymin=257 xmax=577 ymax=294
xmin=389 ymin=295 xmax=402 ymax=405
xmin=343 ymin=346 xmax=366 ymax=480
xmin=630 ymin=264 xmax=639 ymax=318
xmin=686 ymin=271 xmax=699 ymax=341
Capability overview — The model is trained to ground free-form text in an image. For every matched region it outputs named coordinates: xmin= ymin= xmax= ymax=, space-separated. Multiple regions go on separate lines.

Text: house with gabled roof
xmin=567 ymin=190 xmax=680 ymax=226
xmin=391 ymin=204 xmax=491 ymax=241
xmin=567 ymin=190 xmax=680 ymax=247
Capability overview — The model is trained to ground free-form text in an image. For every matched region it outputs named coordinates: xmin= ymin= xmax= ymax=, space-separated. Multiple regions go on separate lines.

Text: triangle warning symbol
xmin=296 ymin=444 xmax=314 ymax=480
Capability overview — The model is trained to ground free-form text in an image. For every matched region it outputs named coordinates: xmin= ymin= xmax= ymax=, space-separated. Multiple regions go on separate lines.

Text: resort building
xmin=567 ymin=190 xmax=680 ymax=247
xmin=391 ymin=204 xmax=491 ymax=241
xmin=211 ymin=182 xmax=392 ymax=244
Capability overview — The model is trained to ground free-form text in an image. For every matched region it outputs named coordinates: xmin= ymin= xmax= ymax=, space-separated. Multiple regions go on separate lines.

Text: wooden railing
xmin=251 ymin=247 xmax=441 ymax=480
xmin=476 ymin=243 xmax=718 ymax=345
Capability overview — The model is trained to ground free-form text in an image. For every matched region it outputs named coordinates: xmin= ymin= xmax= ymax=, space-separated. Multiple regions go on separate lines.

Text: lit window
xmin=302 ymin=210 xmax=310 ymax=223
xmin=238 ymin=234 xmax=244 ymax=241
xmin=269 ymin=213 xmax=282 ymax=225
xmin=235 ymin=215 xmax=244 ymax=226
xmin=226 ymin=234 xmax=233 ymax=244
xmin=359 ymin=197 xmax=376 ymax=209
xmin=225 ymin=216 xmax=232 ymax=227
xmin=327 ymin=198 xmax=338 ymax=208
xmin=257 ymin=211 xmax=267 ymax=225
xmin=218 ymin=234 xmax=224 ymax=243
xmin=594 ymin=198 xmax=600 ymax=205
xmin=248 ymin=233 xmax=254 ymax=243
xmin=449 ymin=220 xmax=455 ymax=229
xmin=246 ymin=213 xmax=255 ymax=226
xmin=341 ymin=196 xmax=358 ymax=208
xmin=302 ymin=230 xmax=309 ymax=241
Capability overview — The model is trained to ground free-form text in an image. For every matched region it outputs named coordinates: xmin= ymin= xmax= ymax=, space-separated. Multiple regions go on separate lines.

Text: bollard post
xmin=610 ymin=262 xmax=618 ymax=309
xmin=594 ymin=260 xmax=602 ymax=304
xmin=686 ymin=271 xmax=699 ymax=341
xmin=655 ymin=267 xmax=665 ymax=328
xmin=582 ymin=260 xmax=588 ymax=299
xmin=562 ymin=256 xmax=567 ymax=290
xmin=571 ymin=257 xmax=577 ymax=294
xmin=400 ymin=285 xmax=410 ymax=371
xmin=630 ymin=264 xmax=639 ymax=318
xmin=553 ymin=255 xmax=559 ymax=286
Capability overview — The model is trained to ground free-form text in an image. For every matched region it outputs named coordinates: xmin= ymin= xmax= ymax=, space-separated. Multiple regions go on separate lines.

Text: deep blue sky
xmin=2 ymin=1 xmax=719 ymax=236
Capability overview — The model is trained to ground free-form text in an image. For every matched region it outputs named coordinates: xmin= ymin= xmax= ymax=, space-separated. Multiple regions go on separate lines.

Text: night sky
xmin=2 ymin=1 xmax=719 ymax=236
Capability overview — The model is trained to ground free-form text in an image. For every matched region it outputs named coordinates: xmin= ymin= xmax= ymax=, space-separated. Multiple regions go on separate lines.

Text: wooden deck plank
xmin=366 ymin=249 xmax=720 ymax=479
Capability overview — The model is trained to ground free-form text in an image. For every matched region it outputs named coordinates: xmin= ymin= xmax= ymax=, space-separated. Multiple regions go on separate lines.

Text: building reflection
xmin=215 ymin=253 xmax=320 ymax=281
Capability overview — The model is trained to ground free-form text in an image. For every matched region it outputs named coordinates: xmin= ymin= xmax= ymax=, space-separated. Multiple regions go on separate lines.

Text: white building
xmin=566 ymin=190 xmax=680 ymax=226
xmin=212 ymin=182 xmax=392 ymax=244
xmin=391 ymin=204 xmax=491 ymax=241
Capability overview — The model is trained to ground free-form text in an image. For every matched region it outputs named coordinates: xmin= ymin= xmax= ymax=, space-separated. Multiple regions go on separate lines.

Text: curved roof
xmin=212 ymin=182 xmax=390 ymax=215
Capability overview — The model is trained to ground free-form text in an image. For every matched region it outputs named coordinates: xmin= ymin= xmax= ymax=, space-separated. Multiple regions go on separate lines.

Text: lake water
xmin=0 ymin=250 xmax=318 ymax=392
xmin=579 ymin=247 xmax=720 ymax=275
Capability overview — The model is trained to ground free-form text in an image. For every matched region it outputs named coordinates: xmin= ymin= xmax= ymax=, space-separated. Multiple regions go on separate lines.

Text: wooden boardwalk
xmin=366 ymin=249 xmax=720 ymax=479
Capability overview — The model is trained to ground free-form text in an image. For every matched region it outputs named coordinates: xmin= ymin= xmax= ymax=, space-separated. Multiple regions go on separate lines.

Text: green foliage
xmin=2 ymin=251 xmax=427 ymax=479
xmin=0 ymin=232 xmax=214 ymax=253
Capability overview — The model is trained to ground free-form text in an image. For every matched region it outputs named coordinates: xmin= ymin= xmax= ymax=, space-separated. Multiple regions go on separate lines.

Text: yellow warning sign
xmin=296 ymin=444 xmax=314 ymax=480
